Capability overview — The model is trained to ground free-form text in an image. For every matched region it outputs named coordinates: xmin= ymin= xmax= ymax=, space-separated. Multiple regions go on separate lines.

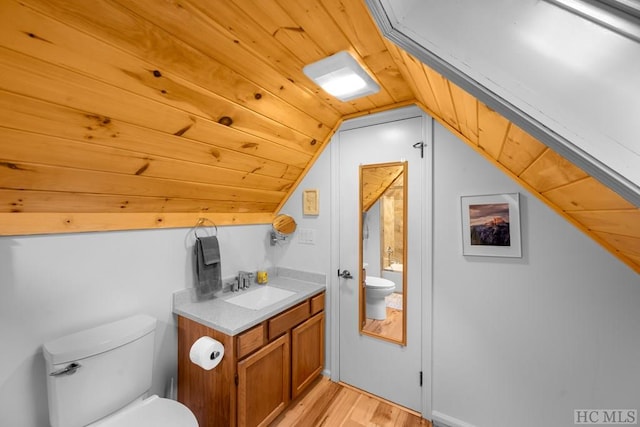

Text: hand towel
xmin=200 ymin=235 xmax=220 ymax=265
xmin=194 ymin=236 xmax=222 ymax=299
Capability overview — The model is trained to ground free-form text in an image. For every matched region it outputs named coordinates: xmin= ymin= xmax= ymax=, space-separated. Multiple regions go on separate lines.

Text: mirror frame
xmin=270 ymin=214 xmax=297 ymax=246
xmin=272 ymin=214 xmax=297 ymax=235
xmin=358 ymin=161 xmax=408 ymax=345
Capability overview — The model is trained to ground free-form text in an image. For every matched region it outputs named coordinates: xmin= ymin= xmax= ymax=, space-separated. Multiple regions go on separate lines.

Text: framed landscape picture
xmin=461 ymin=193 xmax=522 ymax=257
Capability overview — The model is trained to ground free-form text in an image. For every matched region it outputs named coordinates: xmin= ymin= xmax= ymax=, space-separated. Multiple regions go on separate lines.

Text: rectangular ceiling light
xmin=303 ymin=51 xmax=380 ymax=101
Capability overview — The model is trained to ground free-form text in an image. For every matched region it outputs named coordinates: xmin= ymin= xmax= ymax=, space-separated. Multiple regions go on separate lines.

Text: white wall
xmin=0 ymin=224 xmax=271 ymax=427
xmin=362 ymin=201 xmax=381 ymax=277
xmin=274 ymin=147 xmax=333 ymax=276
xmin=274 ymin=145 xmax=334 ymax=376
xmin=431 ymin=122 xmax=640 ymax=427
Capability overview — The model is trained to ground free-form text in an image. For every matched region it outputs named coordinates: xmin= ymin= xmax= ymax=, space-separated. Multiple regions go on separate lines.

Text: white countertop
xmin=172 ymin=269 xmax=326 ymax=336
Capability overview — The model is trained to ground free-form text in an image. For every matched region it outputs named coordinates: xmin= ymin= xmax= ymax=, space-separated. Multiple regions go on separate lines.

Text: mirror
xmin=270 ymin=214 xmax=297 ymax=245
xmin=359 ymin=162 xmax=407 ymax=345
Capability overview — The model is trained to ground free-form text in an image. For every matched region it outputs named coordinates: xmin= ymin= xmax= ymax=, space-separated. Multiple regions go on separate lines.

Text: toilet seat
xmin=365 ymin=276 xmax=395 ymax=289
xmin=90 ymin=395 xmax=198 ymax=427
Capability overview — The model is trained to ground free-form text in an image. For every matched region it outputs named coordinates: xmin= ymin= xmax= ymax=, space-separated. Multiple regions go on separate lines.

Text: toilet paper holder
xmin=190 ymin=336 xmax=225 ymax=370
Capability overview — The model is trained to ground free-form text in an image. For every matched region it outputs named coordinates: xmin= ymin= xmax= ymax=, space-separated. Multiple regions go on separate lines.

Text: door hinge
xmin=234 ymin=373 xmax=239 ymax=386
xmin=419 ymin=371 xmax=423 ymax=387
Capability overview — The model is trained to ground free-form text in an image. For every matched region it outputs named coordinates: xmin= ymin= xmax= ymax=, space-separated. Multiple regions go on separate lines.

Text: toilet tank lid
xmin=43 ymin=315 xmax=156 ymax=365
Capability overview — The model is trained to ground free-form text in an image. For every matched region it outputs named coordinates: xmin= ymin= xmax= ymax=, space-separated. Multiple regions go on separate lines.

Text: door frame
xmin=329 ymin=105 xmax=433 ymax=419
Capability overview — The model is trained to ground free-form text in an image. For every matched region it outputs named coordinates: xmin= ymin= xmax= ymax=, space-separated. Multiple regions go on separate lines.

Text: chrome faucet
xmin=386 ymin=246 xmax=394 ymax=266
xmin=238 ymin=271 xmax=254 ymax=290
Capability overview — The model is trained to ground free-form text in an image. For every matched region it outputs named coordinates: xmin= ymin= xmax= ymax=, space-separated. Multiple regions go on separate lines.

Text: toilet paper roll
xmin=189 ymin=336 xmax=225 ymax=370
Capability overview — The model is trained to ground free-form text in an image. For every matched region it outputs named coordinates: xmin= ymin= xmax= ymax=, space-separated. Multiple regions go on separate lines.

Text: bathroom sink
xmin=225 ymin=286 xmax=295 ymax=311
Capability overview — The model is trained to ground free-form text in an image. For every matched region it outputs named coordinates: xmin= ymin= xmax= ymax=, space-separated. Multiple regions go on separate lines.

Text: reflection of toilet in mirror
xmin=365 ymin=276 xmax=396 ymax=320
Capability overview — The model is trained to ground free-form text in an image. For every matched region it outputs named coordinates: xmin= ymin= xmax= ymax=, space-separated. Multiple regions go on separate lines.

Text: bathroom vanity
xmin=173 ymin=272 xmax=325 ymax=427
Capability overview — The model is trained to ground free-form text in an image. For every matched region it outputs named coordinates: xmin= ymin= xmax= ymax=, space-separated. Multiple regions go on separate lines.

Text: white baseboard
xmin=431 ymin=410 xmax=477 ymax=427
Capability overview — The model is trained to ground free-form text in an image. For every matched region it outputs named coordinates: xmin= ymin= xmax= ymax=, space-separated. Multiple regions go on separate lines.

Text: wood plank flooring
xmin=271 ymin=376 xmax=431 ymax=426
xmin=362 ymin=307 xmax=403 ymax=342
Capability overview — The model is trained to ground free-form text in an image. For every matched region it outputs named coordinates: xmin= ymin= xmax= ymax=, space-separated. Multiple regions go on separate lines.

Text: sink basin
xmin=225 ymin=286 xmax=295 ymax=311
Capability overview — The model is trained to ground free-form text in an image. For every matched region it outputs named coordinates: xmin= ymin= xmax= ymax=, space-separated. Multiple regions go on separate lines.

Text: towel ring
xmin=192 ymin=217 xmax=218 ymax=238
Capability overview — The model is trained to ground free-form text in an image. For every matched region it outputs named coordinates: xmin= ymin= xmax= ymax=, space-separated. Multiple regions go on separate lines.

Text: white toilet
xmin=43 ymin=314 xmax=198 ymax=427
xmin=365 ymin=276 xmax=396 ymax=320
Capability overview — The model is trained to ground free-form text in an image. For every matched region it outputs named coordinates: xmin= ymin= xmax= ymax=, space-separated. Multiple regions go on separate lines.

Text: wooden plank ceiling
xmin=361 ymin=163 xmax=404 ymax=212
xmin=0 ymin=0 xmax=637 ymax=273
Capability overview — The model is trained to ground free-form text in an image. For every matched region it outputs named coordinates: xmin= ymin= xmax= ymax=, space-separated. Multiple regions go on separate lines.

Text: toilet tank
xmin=43 ymin=315 xmax=157 ymax=427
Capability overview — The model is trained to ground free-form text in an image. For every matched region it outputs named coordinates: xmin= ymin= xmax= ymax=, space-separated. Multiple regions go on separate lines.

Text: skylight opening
xmin=546 ymin=0 xmax=640 ymax=42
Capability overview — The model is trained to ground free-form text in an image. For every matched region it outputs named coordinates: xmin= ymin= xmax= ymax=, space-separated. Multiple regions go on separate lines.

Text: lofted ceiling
xmin=361 ymin=163 xmax=404 ymax=212
xmin=0 ymin=0 xmax=638 ymax=273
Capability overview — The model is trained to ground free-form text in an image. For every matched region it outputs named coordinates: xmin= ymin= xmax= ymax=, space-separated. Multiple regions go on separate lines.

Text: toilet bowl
xmin=365 ymin=276 xmax=396 ymax=320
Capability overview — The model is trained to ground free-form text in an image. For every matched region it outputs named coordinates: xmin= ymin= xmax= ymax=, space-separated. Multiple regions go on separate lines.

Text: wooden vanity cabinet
xmin=237 ymin=334 xmax=289 ymax=427
xmin=291 ymin=311 xmax=324 ymax=399
xmin=178 ymin=291 xmax=325 ymax=427
xmin=177 ymin=317 xmax=237 ymax=427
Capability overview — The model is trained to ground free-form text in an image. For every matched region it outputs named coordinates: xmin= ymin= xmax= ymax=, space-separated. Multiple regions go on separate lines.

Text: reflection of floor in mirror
xmin=386 ymin=292 xmax=403 ymax=310
xmin=363 ymin=307 xmax=403 ymax=342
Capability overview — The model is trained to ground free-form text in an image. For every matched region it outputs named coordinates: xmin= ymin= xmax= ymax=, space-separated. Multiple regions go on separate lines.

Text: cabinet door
xmin=237 ymin=333 xmax=290 ymax=427
xmin=291 ymin=312 xmax=325 ymax=399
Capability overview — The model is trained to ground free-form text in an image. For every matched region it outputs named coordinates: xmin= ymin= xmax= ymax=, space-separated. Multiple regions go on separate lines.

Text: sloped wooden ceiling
xmin=361 ymin=163 xmax=404 ymax=212
xmin=0 ymin=0 xmax=414 ymax=233
xmin=0 ymin=0 xmax=638 ymax=273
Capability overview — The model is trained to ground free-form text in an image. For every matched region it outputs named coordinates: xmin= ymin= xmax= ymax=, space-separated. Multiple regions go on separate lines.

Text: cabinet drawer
xmin=268 ymin=301 xmax=309 ymax=340
xmin=237 ymin=323 xmax=265 ymax=359
xmin=310 ymin=293 xmax=324 ymax=315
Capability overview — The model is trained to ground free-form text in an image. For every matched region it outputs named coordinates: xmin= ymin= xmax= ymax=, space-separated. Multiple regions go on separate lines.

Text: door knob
xmin=338 ymin=269 xmax=353 ymax=279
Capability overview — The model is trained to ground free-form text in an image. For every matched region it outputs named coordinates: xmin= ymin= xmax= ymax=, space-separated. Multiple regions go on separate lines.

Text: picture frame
xmin=461 ymin=193 xmax=521 ymax=257
xmin=302 ymin=189 xmax=319 ymax=215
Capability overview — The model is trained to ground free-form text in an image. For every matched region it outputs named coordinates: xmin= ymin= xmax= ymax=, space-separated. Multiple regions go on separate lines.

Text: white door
xmin=337 ymin=115 xmax=425 ymax=411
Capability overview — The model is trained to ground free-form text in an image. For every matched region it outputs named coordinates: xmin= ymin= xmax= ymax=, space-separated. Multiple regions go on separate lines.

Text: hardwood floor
xmin=362 ymin=307 xmax=403 ymax=342
xmin=271 ymin=376 xmax=430 ymax=426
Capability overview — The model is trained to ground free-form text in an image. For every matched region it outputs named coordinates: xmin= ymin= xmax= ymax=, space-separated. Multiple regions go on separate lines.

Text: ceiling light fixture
xmin=303 ymin=51 xmax=380 ymax=101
